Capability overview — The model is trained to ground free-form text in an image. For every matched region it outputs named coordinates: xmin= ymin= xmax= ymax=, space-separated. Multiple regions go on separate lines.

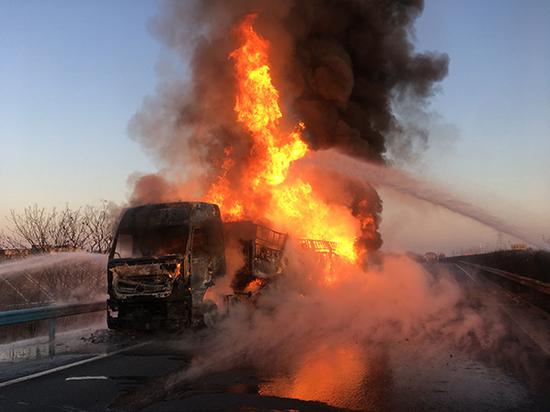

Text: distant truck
xmin=511 ymin=243 xmax=529 ymax=251
xmin=107 ymin=202 xmax=287 ymax=330
xmin=424 ymin=252 xmax=439 ymax=263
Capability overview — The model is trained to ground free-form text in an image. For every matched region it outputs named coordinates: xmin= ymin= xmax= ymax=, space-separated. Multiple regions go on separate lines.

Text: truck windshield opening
xmin=114 ymin=225 xmax=189 ymax=258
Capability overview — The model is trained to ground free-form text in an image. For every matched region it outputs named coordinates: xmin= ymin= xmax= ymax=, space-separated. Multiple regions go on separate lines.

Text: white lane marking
xmin=65 ymin=376 xmax=108 ymax=381
xmin=0 ymin=341 xmax=152 ymax=389
xmin=455 ymin=263 xmax=477 ymax=283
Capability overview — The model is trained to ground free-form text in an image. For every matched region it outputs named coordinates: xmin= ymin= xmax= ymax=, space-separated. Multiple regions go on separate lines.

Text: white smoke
xmin=167 ymin=244 xmax=503 ymax=392
xmin=300 ymin=149 xmax=543 ymax=248
xmin=0 ymin=253 xmax=107 ymax=305
xmin=0 ymin=252 xmax=105 ymax=278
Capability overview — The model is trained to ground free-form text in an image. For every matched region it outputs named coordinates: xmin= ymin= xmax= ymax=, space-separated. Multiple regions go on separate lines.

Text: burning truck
xmin=107 ymin=202 xmax=288 ymax=330
xmin=112 ymin=3 xmax=447 ymax=328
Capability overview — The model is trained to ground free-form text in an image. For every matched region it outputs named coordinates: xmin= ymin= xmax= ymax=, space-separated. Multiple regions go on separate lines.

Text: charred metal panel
xmin=115 ymin=202 xmax=220 ymax=234
xmin=190 ymin=202 xmax=221 ymax=223
xmin=111 ymin=260 xmax=182 ymax=299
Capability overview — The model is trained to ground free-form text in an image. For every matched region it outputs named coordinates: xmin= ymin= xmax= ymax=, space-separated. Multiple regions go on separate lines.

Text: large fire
xmin=205 ymin=14 xmax=363 ymax=262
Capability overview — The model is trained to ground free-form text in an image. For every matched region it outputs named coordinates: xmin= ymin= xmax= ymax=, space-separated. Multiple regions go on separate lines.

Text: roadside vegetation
xmin=0 ymin=202 xmax=119 ymax=254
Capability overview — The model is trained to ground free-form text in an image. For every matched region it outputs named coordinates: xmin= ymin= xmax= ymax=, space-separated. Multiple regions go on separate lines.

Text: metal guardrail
xmin=0 ymin=301 xmax=105 ymax=356
xmin=460 ymin=261 xmax=550 ymax=295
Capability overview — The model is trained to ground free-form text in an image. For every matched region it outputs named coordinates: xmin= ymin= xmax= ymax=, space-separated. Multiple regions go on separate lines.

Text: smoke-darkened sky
xmin=1 ymin=0 xmax=549 ymax=253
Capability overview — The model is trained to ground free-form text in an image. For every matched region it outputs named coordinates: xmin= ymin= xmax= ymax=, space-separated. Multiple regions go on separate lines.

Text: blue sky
xmin=1 ymin=0 xmax=549 ymax=252
xmin=0 ymin=0 xmax=157 ymax=211
xmin=415 ymin=0 xmax=550 ymax=216
xmin=402 ymin=0 xmax=550 ymax=251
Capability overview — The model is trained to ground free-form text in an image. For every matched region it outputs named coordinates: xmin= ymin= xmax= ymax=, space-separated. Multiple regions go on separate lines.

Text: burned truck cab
xmin=107 ymin=202 xmax=225 ymax=330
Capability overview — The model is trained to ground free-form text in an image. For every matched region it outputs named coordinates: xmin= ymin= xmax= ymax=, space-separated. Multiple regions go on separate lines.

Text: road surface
xmin=0 ymin=263 xmax=549 ymax=411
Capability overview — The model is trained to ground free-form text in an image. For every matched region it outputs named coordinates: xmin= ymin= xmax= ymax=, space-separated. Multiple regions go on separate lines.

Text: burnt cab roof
xmin=117 ymin=202 xmax=221 ymax=230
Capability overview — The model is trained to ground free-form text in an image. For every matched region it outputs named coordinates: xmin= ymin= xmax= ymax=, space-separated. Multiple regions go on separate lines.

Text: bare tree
xmin=8 ymin=205 xmax=56 ymax=250
xmin=0 ymin=229 xmax=26 ymax=249
xmin=0 ymin=231 xmax=9 ymax=249
xmin=83 ymin=202 xmax=118 ymax=253
xmin=4 ymin=203 xmax=120 ymax=253
xmin=55 ymin=206 xmax=90 ymax=249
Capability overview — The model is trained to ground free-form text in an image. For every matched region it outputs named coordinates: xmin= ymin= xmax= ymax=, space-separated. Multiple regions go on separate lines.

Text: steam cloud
xmin=0 ymin=252 xmax=105 ymax=278
xmin=113 ymin=250 xmax=508 ymax=410
xmin=128 ymin=0 xmax=449 ymax=254
xmin=302 ymin=150 xmax=546 ymax=248
xmin=110 ymin=4 xmax=535 ymax=407
xmin=0 ymin=253 xmax=107 ymax=305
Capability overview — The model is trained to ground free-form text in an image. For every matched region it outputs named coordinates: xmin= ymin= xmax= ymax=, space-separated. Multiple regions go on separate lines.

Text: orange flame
xmin=205 ymin=14 xmax=361 ymax=262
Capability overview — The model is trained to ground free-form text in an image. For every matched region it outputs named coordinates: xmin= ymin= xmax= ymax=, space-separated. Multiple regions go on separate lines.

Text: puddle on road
xmin=254 ymin=341 xmax=541 ymax=411
xmin=108 ymin=338 xmax=547 ymax=412
xmin=258 ymin=344 xmax=390 ymax=411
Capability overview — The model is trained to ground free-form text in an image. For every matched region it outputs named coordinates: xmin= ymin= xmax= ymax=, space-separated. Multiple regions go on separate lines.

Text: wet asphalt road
xmin=0 ymin=263 xmax=549 ymax=412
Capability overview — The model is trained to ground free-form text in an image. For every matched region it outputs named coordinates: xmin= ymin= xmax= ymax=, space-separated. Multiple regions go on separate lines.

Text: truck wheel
xmin=107 ymin=314 xmax=119 ymax=330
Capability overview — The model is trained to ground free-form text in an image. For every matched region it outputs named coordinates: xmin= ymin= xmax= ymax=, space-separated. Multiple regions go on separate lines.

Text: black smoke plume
xmin=129 ymin=0 xmax=448 ymax=253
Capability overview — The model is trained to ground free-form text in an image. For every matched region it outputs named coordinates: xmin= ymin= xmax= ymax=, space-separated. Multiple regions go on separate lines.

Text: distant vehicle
xmin=438 ymin=253 xmax=446 ymax=260
xmin=424 ymin=252 xmax=438 ymax=263
xmin=511 ymin=243 xmax=528 ymax=251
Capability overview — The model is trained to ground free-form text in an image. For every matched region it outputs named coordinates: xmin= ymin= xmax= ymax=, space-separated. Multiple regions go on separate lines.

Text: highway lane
xmin=0 ymin=263 xmax=549 ymax=411
xmin=0 ymin=340 xmax=192 ymax=411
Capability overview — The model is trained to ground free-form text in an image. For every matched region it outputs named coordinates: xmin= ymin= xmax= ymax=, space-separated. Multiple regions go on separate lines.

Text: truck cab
xmin=107 ymin=202 xmax=225 ymax=329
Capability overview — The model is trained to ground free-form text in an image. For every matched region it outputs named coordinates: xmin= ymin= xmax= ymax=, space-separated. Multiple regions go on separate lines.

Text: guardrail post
xmin=48 ymin=318 xmax=56 ymax=356
xmin=0 ymin=301 xmax=105 ymax=357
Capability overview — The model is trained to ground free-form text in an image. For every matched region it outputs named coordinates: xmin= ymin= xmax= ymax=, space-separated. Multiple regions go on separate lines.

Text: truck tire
xmin=107 ymin=314 xmax=119 ymax=330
